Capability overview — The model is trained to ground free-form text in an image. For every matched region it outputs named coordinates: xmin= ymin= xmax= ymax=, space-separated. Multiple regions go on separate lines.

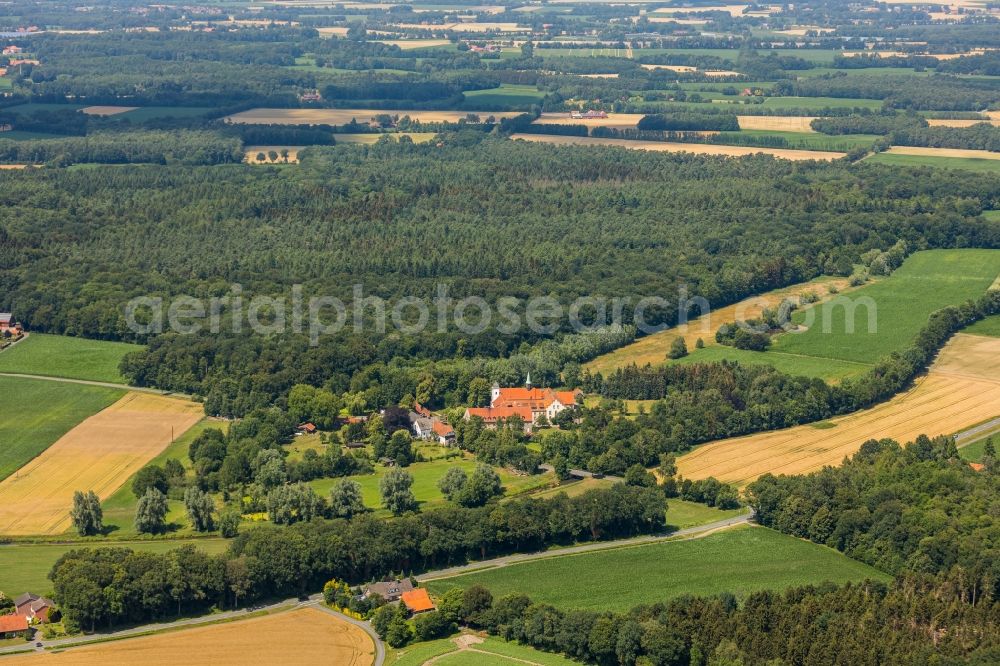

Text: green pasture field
xmin=715 ymin=130 xmax=880 ymax=151
xmin=462 ymin=84 xmax=545 ymax=107
xmin=865 ymin=153 xmax=1000 ymax=173
xmin=0 ymin=333 xmax=142 ymax=383
xmin=798 ymin=67 xmax=936 ymax=78
xmin=100 ymin=419 xmax=228 ymax=537
xmin=964 ymin=315 xmax=1000 ymax=337
xmin=425 ymin=525 xmax=888 ymax=611
xmin=0 ymin=130 xmax=65 ymax=140
xmin=633 ymin=48 xmax=840 ymax=64
xmin=982 ymin=211 xmax=1000 ymax=221
xmin=0 ymin=538 xmax=229 ymax=596
xmin=309 ymin=454 xmax=553 ymax=514
xmin=774 ymin=249 xmax=1000 ymax=365
xmin=664 ymin=499 xmax=746 ymax=530
xmin=760 ymin=96 xmax=883 ymax=110
xmin=0 ymin=376 xmax=123 ymax=481
xmin=672 ymin=343 xmax=872 ymax=381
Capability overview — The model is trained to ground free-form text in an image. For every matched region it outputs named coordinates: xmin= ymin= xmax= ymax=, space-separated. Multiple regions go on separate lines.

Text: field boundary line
xmin=417 ymin=511 xmax=752 ymax=583
xmin=0 ymin=372 xmax=190 ymax=399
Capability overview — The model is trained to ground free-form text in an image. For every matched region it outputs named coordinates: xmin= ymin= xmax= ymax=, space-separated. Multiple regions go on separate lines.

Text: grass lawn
xmin=425 ymin=526 xmax=889 ymax=611
xmin=0 ymin=538 xmax=229 ymax=596
xmin=673 ymin=344 xmax=871 ymax=381
xmin=310 ymin=454 xmax=553 ymax=515
xmin=773 ymin=249 xmax=1000 ymax=365
xmin=665 ymin=499 xmax=747 ymax=530
xmin=388 ymin=635 xmax=581 ymax=666
xmin=958 ymin=430 xmax=1000 ymax=462
xmin=965 ymin=315 xmax=1000 ymax=338
xmin=866 ymin=153 xmax=1000 ymax=173
xmin=0 ymin=376 xmax=123 ymax=481
xmin=982 ymin=210 xmax=1000 ymax=221
xmin=0 ymin=333 xmax=142 ymax=383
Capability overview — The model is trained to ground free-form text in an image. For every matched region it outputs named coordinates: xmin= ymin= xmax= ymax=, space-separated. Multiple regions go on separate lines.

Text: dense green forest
xmin=3 ymin=138 xmax=998 ymax=414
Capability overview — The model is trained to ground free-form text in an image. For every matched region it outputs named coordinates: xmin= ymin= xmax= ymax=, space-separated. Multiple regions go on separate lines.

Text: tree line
xmin=49 ymin=483 xmax=667 ymax=630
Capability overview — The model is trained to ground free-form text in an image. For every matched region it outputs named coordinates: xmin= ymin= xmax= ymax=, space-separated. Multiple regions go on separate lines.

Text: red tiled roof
xmin=970 ymin=462 xmax=985 ymax=472
xmin=466 ymin=405 xmax=534 ymax=422
xmin=0 ymin=615 xmax=28 ymax=633
xmin=400 ymin=588 xmax=435 ymax=612
xmin=432 ymin=421 xmax=454 ymax=436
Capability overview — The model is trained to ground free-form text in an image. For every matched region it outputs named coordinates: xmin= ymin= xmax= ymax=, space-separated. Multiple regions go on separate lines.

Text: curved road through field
xmin=0 ymin=598 xmax=384 ymax=665
xmin=0 ymin=513 xmax=753 ymax=661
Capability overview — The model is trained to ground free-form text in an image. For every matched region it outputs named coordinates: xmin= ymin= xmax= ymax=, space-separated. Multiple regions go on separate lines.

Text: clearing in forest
xmin=80 ymin=105 xmax=139 ymax=116
xmin=0 ymin=332 xmax=142 ymax=383
xmin=585 ymin=276 xmax=852 ymax=376
xmin=0 ymin=392 xmax=203 ymax=535
xmin=511 ymin=134 xmax=845 ymax=160
xmin=0 ymin=608 xmax=375 ymax=666
xmin=736 ymin=115 xmax=818 ymax=132
xmin=676 ymin=333 xmax=1000 ymax=485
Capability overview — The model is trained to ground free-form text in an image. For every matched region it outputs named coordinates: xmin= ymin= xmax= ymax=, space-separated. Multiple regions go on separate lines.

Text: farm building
xmin=465 ymin=376 xmax=581 ymax=432
xmin=2 ymin=45 xmax=21 ymax=55
xmin=363 ymin=579 xmax=413 ymax=602
xmin=0 ymin=313 xmax=21 ymax=335
xmin=409 ymin=407 xmax=457 ymax=445
xmin=570 ymin=110 xmax=608 ymax=119
xmin=13 ymin=593 xmax=54 ymax=622
xmin=296 ymin=422 xmax=317 ymax=434
xmin=0 ymin=614 xmax=28 ymax=639
xmin=400 ymin=588 xmax=436 ymax=614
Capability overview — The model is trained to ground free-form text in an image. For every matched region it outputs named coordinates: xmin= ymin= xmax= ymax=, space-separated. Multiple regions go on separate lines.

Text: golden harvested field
xmin=2 ymin=608 xmax=375 ymax=666
xmin=533 ymin=112 xmax=646 ymax=128
xmin=335 ymin=132 xmax=437 ymax=144
xmin=0 ymin=393 xmax=203 ymax=535
xmin=677 ymin=334 xmax=1000 ymax=486
xmin=316 ymin=26 xmax=350 ymax=37
xmin=883 ymin=146 xmax=1000 ymax=160
xmin=80 ymin=106 xmax=139 ymax=116
xmin=225 ymin=108 xmax=521 ymax=125
xmin=374 ymin=38 xmax=452 ymax=49
xmin=511 ymin=133 xmax=846 ymax=161
xmin=737 ymin=115 xmax=818 ymax=132
xmin=926 ymin=118 xmax=1000 ymax=128
xmin=245 ymin=145 xmax=303 ymax=163
xmin=585 ymin=277 xmax=851 ymax=375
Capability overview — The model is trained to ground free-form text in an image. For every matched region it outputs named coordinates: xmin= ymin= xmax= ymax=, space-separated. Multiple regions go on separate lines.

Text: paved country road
xmin=955 ymin=416 xmax=1000 ymax=446
xmin=0 ymin=515 xmax=752 ymax=660
xmin=417 ymin=509 xmax=753 ymax=582
xmin=0 ymin=596 xmax=384 ymax=665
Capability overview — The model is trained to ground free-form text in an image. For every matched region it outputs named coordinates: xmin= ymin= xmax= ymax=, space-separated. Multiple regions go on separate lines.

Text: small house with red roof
xmin=400 ymin=588 xmax=435 ymax=614
xmin=0 ymin=614 xmax=28 ymax=639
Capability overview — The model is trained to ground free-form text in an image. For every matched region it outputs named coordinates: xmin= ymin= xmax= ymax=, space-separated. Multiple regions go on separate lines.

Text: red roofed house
xmin=297 ymin=422 xmax=317 ymax=434
xmin=0 ymin=313 xmax=21 ymax=336
xmin=970 ymin=462 xmax=985 ymax=472
xmin=431 ymin=420 xmax=455 ymax=446
xmin=0 ymin=614 xmax=29 ymax=639
xmin=400 ymin=588 xmax=435 ymax=614
xmin=2 ymin=45 xmax=22 ymax=55
xmin=464 ymin=375 xmax=581 ymax=432
xmin=14 ymin=593 xmax=54 ymax=623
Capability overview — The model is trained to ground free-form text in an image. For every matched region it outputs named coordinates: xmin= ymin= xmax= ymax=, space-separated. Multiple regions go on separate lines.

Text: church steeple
xmin=525 ymin=372 xmax=532 ymax=390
